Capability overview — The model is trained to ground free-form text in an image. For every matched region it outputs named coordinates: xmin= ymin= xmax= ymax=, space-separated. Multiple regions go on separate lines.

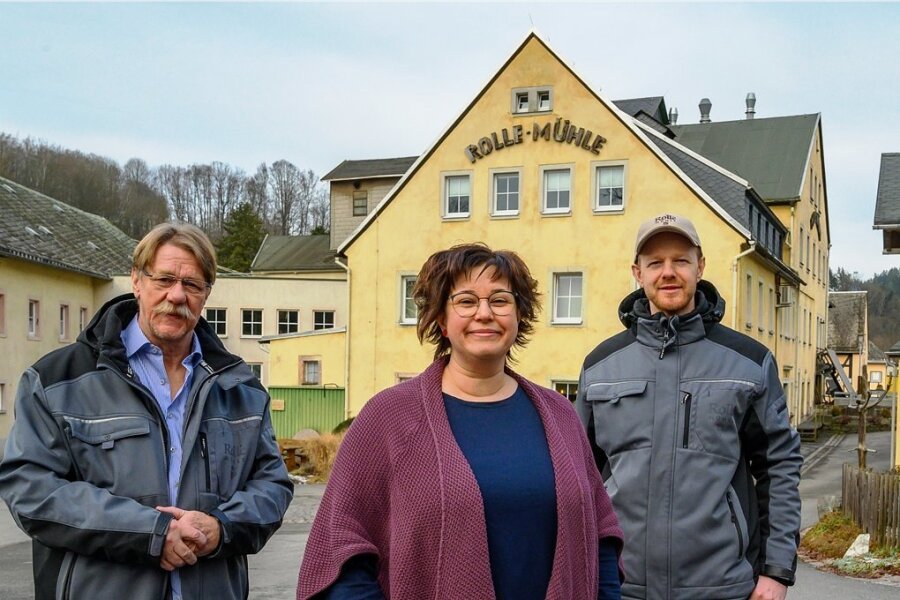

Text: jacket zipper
xmin=659 ymin=322 xmax=670 ymax=359
xmin=199 ymin=432 xmax=211 ymax=492
xmin=726 ymin=491 xmax=744 ymax=559
xmin=61 ymin=552 xmax=77 ymax=599
xmin=681 ymin=393 xmax=692 ymax=448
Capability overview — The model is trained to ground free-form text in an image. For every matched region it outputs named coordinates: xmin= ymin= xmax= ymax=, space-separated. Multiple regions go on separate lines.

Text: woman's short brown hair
xmin=414 ymin=243 xmax=540 ymax=360
xmin=133 ymin=222 xmax=217 ymax=285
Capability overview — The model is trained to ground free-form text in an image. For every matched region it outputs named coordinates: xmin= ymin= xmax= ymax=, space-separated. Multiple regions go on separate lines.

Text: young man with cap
xmin=576 ymin=213 xmax=802 ymax=600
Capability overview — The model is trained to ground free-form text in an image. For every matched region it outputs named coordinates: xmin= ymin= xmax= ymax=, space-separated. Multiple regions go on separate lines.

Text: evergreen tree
xmin=217 ymin=202 xmax=266 ymax=272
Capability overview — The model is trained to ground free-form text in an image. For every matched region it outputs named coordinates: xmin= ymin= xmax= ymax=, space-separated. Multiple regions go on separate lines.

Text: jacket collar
xmin=78 ymin=293 xmax=240 ymax=374
xmin=617 ymin=280 xmax=726 ymax=352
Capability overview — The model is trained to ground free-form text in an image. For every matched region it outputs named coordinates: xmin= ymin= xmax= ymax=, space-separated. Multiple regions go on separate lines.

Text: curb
xmin=800 ymin=433 xmax=845 ymax=476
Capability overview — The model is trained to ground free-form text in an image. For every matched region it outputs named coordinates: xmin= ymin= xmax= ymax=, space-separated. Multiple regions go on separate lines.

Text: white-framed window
xmin=302 ymin=359 xmax=321 ymax=385
xmin=491 ymin=169 xmax=520 ymax=216
xmin=277 ymin=309 xmax=299 ymax=335
xmin=0 ymin=382 xmax=5 ymax=413
xmin=515 ymin=91 xmax=530 ymax=113
xmin=79 ymin=306 xmax=88 ymax=333
xmin=352 ymin=190 xmax=368 ymax=216
xmin=537 ymin=90 xmax=551 ymax=111
xmin=768 ymin=287 xmax=775 ymax=334
xmin=801 ymin=308 xmax=807 ymax=345
xmin=314 ymin=310 xmax=335 ymax=330
xmin=248 ymin=363 xmax=262 ymax=379
xmin=241 ymin=309 xmax=263 ymax=337
xmin=0 ymin=292 xmax=6 ymax=336
xmin=553 ymin=272 xmax=583 ymax=324
xmin=541 ymin=166 xmax=572 ymax=214
xmin=799 ymin=226 xmax=804 ymax=267
xmin=400 ymin=275 xmax=417 ymax=325
xmin=757 ymin=281 xmax=764 ymax=332
xmin=442 ymin=172 xmax=471 ymax=218
xmin=28 ymin=299 xmax=40 ymax=338
xmin=593 ymin=162 xmax=626 ymax=212
xmin=812 ymin=241 xmax=817 ymax=279
xmin=871 ymin=370 xmax=883 ymax=384
xmin=744 ymin=273 xmax=752 ymax=328
xmin=511 ymin=86 xmax=553 ymax=114
xmin=553 ymin=380 xmax=578 ymax=403
xmin=59 ymin=304 xmax=69 ymax=341
xmin=206 ymin=308 xmax=227 ymax=336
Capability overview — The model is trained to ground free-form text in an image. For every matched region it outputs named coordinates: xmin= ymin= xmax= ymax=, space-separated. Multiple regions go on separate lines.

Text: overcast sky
xmin=2 ymin=2 xmax=898 ymax=278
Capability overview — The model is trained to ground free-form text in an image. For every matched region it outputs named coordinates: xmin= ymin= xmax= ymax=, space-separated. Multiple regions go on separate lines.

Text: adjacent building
xmin=0 ymin=176 xmax=136 ymax=444
xmin=270 ymin=31 xmax=831 ymax=425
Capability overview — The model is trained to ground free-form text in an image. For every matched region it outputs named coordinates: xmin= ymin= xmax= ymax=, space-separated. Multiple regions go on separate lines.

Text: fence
xmin=267 ymin=386 xmax=345 ymax=438
xmin=842 ymin=463 xmax=900 ymax=550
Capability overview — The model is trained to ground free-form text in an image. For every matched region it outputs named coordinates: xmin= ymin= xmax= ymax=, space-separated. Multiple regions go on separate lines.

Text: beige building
xmin=270 ymin=31 xmax=831 ymax=426
xmin=0 ymin=176 xmax=135 ymax=445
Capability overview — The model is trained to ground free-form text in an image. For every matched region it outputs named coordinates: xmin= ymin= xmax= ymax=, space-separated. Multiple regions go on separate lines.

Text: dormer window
xmin=512 ymin=86 xmax=553 ymax=114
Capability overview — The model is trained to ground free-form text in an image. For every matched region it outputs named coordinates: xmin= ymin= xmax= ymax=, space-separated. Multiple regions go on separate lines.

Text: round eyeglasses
xmin=449 ymin=290 xmax=516 ymax=318
xmin=141 ymin=269 xmax=211 ymax=296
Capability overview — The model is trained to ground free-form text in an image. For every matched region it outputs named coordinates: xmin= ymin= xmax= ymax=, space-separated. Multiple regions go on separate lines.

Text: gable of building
xmin=828 ymin=291 xmax=868 ymax=352
xmin=337 ymin=31 xmax=754 ymax=256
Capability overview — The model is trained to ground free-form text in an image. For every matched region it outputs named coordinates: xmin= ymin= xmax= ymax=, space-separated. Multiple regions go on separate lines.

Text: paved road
xmin=1 ymin=432 xmax=897 ymax=598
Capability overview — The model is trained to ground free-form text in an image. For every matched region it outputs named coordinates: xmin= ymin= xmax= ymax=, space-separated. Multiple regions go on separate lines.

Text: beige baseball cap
xmin=634 ymin=213 xmax=702 ymax=256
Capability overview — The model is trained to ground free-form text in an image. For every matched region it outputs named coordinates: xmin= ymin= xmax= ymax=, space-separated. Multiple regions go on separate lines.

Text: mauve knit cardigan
xmin=297 ymin=359 xmax=624 ymax=599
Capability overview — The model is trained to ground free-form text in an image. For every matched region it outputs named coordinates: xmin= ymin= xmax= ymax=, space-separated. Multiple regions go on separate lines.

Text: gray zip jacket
xmin=576 ymin=281 xmax=801 ymax=600
xmin=0 ymin=295 xmax=293 ymax=600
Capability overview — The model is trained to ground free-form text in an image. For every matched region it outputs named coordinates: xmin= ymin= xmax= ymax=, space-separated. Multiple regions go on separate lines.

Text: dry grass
xmin=800 ymin=510 xmax=862 ymax=560
xmin=294 ymin=433 xmax=344 ymax=483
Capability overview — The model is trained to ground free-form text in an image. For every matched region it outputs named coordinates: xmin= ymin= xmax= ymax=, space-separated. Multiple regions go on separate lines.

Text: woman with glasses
xmin=298 ymin=243 xmax=623 ymax=600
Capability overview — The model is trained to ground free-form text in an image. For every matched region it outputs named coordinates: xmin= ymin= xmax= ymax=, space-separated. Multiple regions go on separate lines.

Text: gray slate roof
xmin=322 ymin=156 xmax=418 ymax=182
xmin=827 ymin=291 xmax=867 ymax=352
xmin=874 ymin=153 xmax=900 ymax=227
xmin=671 ymin=114 xmax=819 ymax=202
xmin=0 ymin=176 xmax=136 ymax=278
xmin=613 ymin=97 xmax=669 ymax=125
xmin=250 ymin=234 xmax=339 ymax=272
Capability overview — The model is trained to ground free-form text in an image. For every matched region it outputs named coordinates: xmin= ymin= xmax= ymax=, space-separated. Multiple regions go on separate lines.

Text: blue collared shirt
xmin=121 ymin=316 xmax=203 ymax=600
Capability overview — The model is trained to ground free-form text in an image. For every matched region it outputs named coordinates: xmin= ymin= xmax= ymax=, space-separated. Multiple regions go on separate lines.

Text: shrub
xmin=831 ymin=405 xmax=844 ymax=417
xmin=296 ymin=433 xmax=344 ymax=483
xmin=800 ymin=510 xmax=862 ymax=560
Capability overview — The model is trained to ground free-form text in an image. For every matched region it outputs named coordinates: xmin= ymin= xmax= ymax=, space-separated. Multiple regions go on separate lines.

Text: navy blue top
xmin=444 ymin=386 xmax=557 ymax=600
xmin=316 ymin=384 xmax=621 ymax=600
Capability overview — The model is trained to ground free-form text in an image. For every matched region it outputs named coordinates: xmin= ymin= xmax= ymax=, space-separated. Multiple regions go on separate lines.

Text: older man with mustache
xmin=0 ymin=223 xmax=293 ymax=600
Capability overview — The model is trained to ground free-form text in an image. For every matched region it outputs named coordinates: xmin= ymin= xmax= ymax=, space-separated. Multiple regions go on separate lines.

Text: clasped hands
xmin=156 ymin=505 xmax=221 ymax=572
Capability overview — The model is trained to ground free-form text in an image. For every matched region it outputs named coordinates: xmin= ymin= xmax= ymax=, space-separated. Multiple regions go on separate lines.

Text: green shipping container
xmin=268 ymin=387 xmax=345 ymax=438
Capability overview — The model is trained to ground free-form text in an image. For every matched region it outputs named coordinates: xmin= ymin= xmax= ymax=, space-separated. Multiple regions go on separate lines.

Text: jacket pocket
xmin=726 ymin=486 xmax=749 ymax=560
xmin=202 ymin=415 xmax=263 ymax=498
xmin=682 ymin=381 xmax=754 ymax=460
xmin=63 ymin=415 xmax=156 ymax=495
xmin=56 ymin=551 xmax=76 ymax=600
xmin=586 ymin=380 xmax=651 ymax=454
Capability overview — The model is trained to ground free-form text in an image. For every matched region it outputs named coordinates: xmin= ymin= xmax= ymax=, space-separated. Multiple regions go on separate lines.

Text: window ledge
xmin=541 ymin=210 xmax=572 ymax=218
xmin=398 ymin=321 xmax=416 ymax=327
xmin=593 ymin=207 xmax=625 ymax=215
xmin=490 ymin=212 xmax=520 ymax=220
xmin=442 ymin=214 xmax=470 ymax=221
xmin=551 ymin=319 xmax=583 ymax=327
xmin=240 ymin=335 xmax=263 ymax=339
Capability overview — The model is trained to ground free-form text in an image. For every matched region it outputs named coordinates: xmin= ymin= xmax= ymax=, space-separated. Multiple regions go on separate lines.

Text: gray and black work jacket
xmin=0 ymin=294 xmax=294 ymax=600
xmin=576 ymin=281 xmax=802 ymax=600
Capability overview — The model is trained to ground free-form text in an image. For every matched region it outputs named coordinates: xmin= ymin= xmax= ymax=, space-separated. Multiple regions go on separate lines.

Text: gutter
xmin=335 ymin=256 xmax=352 ymax=419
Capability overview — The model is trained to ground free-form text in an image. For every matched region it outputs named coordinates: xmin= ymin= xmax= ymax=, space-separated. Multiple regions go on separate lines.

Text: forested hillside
xmin=0 ymin=132 xmax=329 ymax=270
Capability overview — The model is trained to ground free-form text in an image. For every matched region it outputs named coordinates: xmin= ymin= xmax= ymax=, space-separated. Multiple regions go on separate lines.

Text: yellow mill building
xmin=268 ymin=31 xmax=831 ymax=429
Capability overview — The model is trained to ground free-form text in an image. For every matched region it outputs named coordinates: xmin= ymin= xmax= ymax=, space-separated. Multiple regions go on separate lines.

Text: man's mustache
xmin=152 ymin=301 xmax=194 ymax=320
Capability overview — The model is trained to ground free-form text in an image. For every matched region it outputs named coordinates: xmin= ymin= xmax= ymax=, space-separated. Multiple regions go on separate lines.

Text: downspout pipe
xmin=335 ymin=257 xmax=351 ymax=419
xmin=730 ymin=241 xmax=757 ymax=329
